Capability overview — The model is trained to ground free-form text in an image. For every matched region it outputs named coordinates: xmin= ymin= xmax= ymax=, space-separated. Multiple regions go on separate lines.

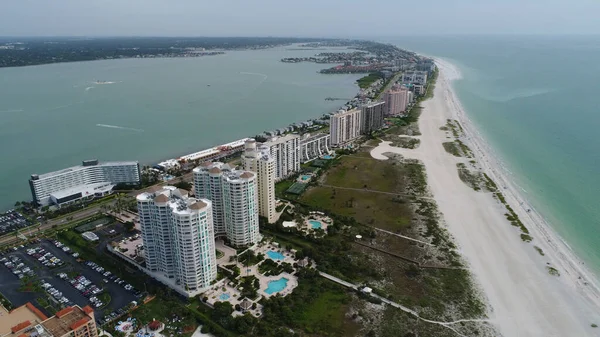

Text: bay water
xmin=0 ymin=46 xmax=360 ymax=210
xmin=387 ymin=35 xmax=600 ymax=275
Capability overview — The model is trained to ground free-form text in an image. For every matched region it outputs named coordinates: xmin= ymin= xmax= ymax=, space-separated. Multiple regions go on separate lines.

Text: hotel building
xmin=1 ymin=303 xmax=97 ymax=337
xmin=262 ymin=134 xmax=301 ymax=181
xmin=193 ymin=164 xmax=260 ymax=247
xmin=29 ymin=160 xmax=140 ymax=207
xmin=242 ymin=139 xmax=277 ymax=223
xmin=299 ymin=133 xmax=331 ymax=163
xmin=360 ymin=101 xmax=386 ymax=134
xmin=329 ymin=109 xmax=362 ymax=146
xmin=401 ymin=71 xmax=428 ymax=85
xmin=137 ymin=187 xmax=217 ymax=296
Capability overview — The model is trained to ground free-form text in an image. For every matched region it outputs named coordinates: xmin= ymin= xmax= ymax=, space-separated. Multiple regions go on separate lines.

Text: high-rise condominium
xmin=262 ymin=134 xmax=301 ymax=180
xmin=194 ymin=163 xmax=260 ymax=247
xmin=360 ymin=101 xmax=386 ymax=134
xmin=137 ymin=187 xmax=217 ymax=296
xmin=242 ymin=139 xmax=277 ymax=223
xmin=330 ymin=109 xmax=362 ymax=146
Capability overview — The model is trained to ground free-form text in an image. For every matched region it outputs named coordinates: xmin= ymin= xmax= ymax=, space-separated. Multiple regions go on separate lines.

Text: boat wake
xmin=0 ymin=109 xmax=24 ymax=113
xmin=85 ymin=86 xmax=95 ymax=91
xmin=96 ymin=124 xmax=144 ymax=132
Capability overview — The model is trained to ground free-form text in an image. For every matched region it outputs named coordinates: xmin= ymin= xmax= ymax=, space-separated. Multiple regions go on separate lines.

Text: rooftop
xmin=263 ymin=133 xmax=300 ymax=146
xmin=32 ymin=160 xmax=138 ymax=180
xmin=0 ymin=303 xmax=48 ymax=337
xmin=41 ymin=306 xmax=91 ymax=337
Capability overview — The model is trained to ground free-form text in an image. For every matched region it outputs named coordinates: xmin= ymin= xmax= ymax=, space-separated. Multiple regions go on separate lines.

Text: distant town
xmin=0 ymin=39 xmax=439 ymax=337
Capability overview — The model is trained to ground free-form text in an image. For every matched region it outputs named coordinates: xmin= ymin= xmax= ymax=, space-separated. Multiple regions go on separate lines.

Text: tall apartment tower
xmin=193 ymin=162 xmax=231 ymax=237
xmin=242 ymin=139 xmax=277 ymax=223
xmin=329 ymin=109 xmax=362 ymax=146
xmin=137 ymin=187 xmax=217 ymax=295
xmin=384 ymin=88 xmax=409 ymax=116
xmin=193 ymin=164 xmax=260 ymax=247
xmin=262 ymin=134 xmax=301 ymax=180
xmin=360 ymin=101 xmax=386 ymax=134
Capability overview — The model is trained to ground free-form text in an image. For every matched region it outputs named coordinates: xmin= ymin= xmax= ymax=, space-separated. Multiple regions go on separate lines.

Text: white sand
xmin=371 ymin=60 xmax=600 ymax=336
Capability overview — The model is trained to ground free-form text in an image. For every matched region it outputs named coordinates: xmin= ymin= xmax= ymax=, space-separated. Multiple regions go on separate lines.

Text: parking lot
xmin=0 ymin=210 xmax=32 ymax=236
xmin=0 ymin=239 xmax=139 ymax=323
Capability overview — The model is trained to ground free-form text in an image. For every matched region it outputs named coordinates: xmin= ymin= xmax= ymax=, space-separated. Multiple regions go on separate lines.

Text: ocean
xmin=386 ymin=35 xmax=600 ymax=276
xmin=0 ymin=46 xmax=361 ymax=210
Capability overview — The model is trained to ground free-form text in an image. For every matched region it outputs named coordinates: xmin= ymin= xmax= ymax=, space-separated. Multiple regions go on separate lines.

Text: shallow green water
xmin=387 ymin=35 xmax=600 ymax=274
xmin=0 ymin=46 xmax=361 ymax=209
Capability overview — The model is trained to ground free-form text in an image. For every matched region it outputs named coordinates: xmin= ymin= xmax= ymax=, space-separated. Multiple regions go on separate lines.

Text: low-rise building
xmin=299 ymin=133 xmax=331 ymax=162
xmin=1 ymin=303 xmax=97 ymax=337
xmin=29 ymin=160 xmax=140 ymax=207
xmin=401 ymin=71 xmax=428 ymax=85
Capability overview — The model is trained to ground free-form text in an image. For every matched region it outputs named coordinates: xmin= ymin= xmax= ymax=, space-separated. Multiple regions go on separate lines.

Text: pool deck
xmin=259 ymin=272 xmax=298 ymax=298
xmin=304 ymin=214 xmax=332 ymax=233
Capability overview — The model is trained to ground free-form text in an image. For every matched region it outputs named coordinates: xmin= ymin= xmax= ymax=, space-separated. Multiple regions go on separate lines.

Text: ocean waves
xmin=96 ymin=124 xmax=144 ymax=132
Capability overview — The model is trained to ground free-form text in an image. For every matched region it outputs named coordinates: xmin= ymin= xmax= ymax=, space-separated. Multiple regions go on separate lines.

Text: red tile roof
xmin=82 ymin=306 xmax=94 ymax=315
xmin=70 ymin=317 xmax=90 ymax=331
xmin=55 ymin=307 xmax=74 ymax=318
xmin=26 ymin=302 xmax=48 ymax=320
xmin=11 ymin=321 xmax=31 ymax=333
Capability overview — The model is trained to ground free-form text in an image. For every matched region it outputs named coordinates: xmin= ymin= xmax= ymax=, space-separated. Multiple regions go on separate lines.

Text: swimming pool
xmin=309 ymin=220 xmax=322 ymax=229
xmin=266 ymin=250 xmax=285 ymax=260
xmin=219 ymin=293 xmax=230 ymax=301
xmin=265 ymin=277 xmax=289 ymax=295
xmin=300 ymin=175 xmax=311 ymax=181
xmin=323 ymin=155 xmax=333 ymax=159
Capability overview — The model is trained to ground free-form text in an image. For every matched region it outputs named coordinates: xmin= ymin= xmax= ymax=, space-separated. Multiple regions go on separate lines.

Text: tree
xmin=124 ymin=221 xmax=135 ymax=232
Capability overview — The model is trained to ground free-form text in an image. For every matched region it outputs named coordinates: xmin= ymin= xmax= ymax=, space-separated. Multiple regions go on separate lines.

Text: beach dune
xmin=371 ymin=59 xmax=600 ymax=336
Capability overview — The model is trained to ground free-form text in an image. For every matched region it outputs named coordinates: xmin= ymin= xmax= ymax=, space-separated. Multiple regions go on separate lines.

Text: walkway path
xmin=318 ymin=271 xmax=489 ymax=336
xmin=370 ymin=227 xmax=434 ymax=247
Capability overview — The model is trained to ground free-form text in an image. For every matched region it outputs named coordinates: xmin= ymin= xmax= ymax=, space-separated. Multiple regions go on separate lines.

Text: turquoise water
xmin=323 ymin=155 xmax=333 ymax=159
xmin=0 ymin=46 xmax=361 ymax=210
xmin=300 ymin=175 xmax=311 ymax=181
xmin=265 ymin=277 xmax=288 ymax=295
xmin=386 ymin=36 xmax=600 ymax=275
xmin=309 ymin=220 xmax=322 ymax=229
xmin=219 ymin=293 xmax=230 ymax=301
xmin=266 ymin=250 xmax=285 ymax=260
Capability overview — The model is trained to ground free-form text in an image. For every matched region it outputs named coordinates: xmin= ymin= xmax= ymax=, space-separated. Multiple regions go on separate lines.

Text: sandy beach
xmin=371 ymin=59 xmax=600 ymax=336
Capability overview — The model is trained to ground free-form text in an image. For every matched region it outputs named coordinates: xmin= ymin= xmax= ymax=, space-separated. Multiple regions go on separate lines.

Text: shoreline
xmin=434 ymin=58 xmax=600 ymax=334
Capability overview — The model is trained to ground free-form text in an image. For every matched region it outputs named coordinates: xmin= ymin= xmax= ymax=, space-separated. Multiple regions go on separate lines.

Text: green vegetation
xmin=424 ymin=68 xmax=439 ymax=100
xmin=443 ymin=142 xmax=461 ymax=157
xmin=547 ymin=266 xmax=560 ymax=277
xmin=173 ymin=180 xmax=193 ymax=191
xmin=520 ymin=234 xmax=533 ymax=242
xmin=0 ymin=292 xmax=13 ymax=310
xmin=238 ymin=250 xmax=264 ymax=266
xmin=456 ymin=163 xmax=496 ymax=192
xmin=592 ymin=323 xmax=598 ymax=328
xmin=275 ymin=179 xmax=295 ymax=197
xmin=534 ymin=246 xmax=545 ymax=256
xmin=258 ymin=259 xmax=294 ymax=276
xmin=356 ymin=72 xmax=383 ymax=89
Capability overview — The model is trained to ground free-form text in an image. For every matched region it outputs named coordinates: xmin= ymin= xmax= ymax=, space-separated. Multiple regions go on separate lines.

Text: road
xmin=376 ymin=72 xmax=402 ymax=100
xmin=0 ymin=172 xmax=197 ymax=248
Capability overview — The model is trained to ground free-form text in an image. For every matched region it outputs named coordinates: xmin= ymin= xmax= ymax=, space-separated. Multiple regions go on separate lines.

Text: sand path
xmin=370 ymin=63 xmax=600 ymax=336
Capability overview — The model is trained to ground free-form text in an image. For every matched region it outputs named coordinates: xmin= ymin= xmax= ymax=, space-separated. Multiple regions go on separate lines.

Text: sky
xmin=2 ymin=0 xmax=600 ymax=37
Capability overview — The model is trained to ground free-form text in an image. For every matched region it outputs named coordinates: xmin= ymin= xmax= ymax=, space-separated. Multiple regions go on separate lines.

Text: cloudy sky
xmin=2 ymin=0 xmax=600 ymax=37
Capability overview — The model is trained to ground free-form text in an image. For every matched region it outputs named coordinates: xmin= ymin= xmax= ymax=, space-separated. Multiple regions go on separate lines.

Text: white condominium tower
xmin=194 ymin=163 xmax=260 ymax=247
xmin=329 ymin=109 xmax=362 ymax=146
xmin=193 ymin=162 xmax=230 ymax=237
xmin=137 ymin=186 xmax=217 ymax=296
xmin=242 ymin=139 xmax=277 ymax=223
xmin=262 ymin=134 xmax=300 ymax=180
xmin=299 ymin=133 xmax=331 ymax=163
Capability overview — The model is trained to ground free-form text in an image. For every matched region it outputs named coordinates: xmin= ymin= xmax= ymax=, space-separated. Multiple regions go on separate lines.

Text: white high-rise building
xmin=137 ymin=186 xmax=217 ymax=297
xmin=330 ymin=109 xmax=362 ymax=146
xmin=193 ymin=162 xmax=231 ymax=237
xmin=262 ymin=134 xmax=300 ymax=181
xmin=193 ymin=163 xmax=260 ymax=247
xmin=29 ymin=159 xmax=140 ymax=206
xmin=242 ymin=139 xmax=277 ymax=223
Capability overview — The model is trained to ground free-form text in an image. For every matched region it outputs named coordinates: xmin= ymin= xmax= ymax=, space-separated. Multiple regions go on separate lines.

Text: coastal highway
xmin=376 ymin=72 xmax=402 ymax=100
